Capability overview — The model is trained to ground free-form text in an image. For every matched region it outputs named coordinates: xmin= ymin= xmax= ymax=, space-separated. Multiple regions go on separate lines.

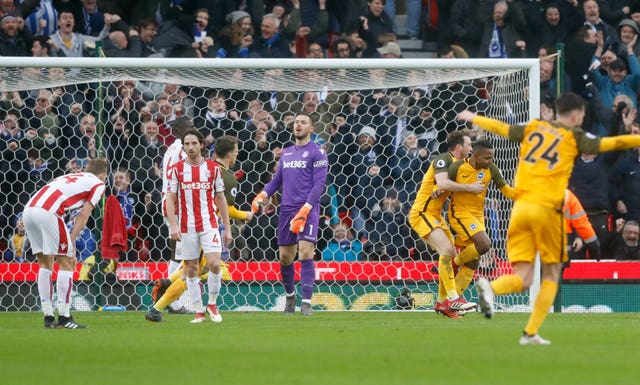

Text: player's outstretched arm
xmin=598 ymin=134 xmax=640 ymax=152
xmin=499 ymin=185 xmax=516 ymax=199
xmin=457 ymin=110 xmax=510 ymax=138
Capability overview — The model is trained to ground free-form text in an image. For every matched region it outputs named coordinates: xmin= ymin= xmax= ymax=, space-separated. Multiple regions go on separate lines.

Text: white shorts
xmin=23 ymin=207 xmax=74 ymax=257
xmin=177 ymin=228 xmax=222 ymax=260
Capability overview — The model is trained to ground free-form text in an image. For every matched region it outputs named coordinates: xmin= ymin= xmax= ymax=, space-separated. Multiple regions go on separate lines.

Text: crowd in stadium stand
xmin=2 ymin=0 xmax=640 ymax=263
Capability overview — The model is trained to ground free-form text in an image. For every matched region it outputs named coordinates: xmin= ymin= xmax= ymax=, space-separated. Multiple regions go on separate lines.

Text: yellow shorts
xmin=507 ymin=200 xmax=567 ymax=264
xmin=409 ymin=210 xmax=454 ymax=242
xmin=449 ymin=213 xmax=486 ymax=248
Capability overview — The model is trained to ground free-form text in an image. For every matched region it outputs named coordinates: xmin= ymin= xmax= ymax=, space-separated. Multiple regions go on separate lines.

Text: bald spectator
xmin=103 ymin=28 xmax=141 ymax=57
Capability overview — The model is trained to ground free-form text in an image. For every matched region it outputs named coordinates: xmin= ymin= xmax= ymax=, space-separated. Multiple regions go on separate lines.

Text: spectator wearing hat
xmin=617 ymin=18 xmax=640 ymax=57
xmin=377 ymin=41 xmax=401 ymax=58
xmin=0 ymin=10 xmax=33 ymax=56
xmin=347 ymin=125 xmax=387 ymax=237
xmin=217 ymin=10 xmax=254 ymax=57
xmin=592 ymin=26 xmax=640 ymax=109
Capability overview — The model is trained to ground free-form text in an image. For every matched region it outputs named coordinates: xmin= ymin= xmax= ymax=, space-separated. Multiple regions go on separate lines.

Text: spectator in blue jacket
xmin=321 ymin=223 xmax=363 ymax=262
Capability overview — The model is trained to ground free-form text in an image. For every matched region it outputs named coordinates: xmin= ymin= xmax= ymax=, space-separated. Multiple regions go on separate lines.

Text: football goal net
xmin=0 ymin=57 xmax=539 ymax=313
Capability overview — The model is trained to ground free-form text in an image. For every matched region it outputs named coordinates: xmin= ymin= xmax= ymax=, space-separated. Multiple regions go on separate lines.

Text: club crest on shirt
xmin=470 ymin=223 xmax=477 ymax=231
xmin=477 ymin=171 xmax=485 ymax=180
xmin=302 ymin=151 xmax=309 ymax=158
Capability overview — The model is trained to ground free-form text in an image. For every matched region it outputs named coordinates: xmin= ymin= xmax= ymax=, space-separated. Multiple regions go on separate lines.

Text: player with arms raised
xmin=251 ymin=112 xmax=328 ymax=316
xmin=24 ymin=158 xmax=108 ymax=329
xmin=408 ymin=130 xmax=483 ymax=318
xmin=459 ymin=92 xmax=640 ymax=344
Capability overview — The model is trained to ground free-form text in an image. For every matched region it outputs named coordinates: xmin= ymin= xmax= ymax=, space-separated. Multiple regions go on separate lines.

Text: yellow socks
xmin=490 ymin=274 xmax=523 ymax=295
xmin=524 ymin=280 xmax=558 ymax=336
xmin=455 ymin=266 xmax=475 ymax=295
xmin=154 ymin=278 xmax=187 ymax=311
xmin=454 ymin=244 xmax=479 ymax=266
xmin=438 ymin=255 xmax=458 ymax=299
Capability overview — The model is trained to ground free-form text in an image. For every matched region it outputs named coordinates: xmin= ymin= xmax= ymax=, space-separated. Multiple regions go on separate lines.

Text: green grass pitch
xmin=0 ymin=311 xmax=637 ymax=385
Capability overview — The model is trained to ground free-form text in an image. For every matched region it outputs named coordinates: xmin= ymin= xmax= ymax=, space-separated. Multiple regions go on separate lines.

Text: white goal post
xmin=0 ymin=57 xmax=540 ymax=312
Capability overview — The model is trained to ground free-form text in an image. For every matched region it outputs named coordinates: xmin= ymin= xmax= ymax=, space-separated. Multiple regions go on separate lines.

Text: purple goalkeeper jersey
xmin=264 ymin=140 xmax=328 ymax=210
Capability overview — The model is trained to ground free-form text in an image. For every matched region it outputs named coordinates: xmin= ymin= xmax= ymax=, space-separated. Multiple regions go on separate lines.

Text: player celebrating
xmin=24 ymin=158 xmax=109 ymax=329
xmin=446 ymin=139 xmax=514 ymax=301
xmin=146 ymin=135 xmax=253 ymax=322
xmin=161 ymin=129 xmax=231 ymax=323
xmin=458 ymin=92 xmax=640 ymax=344
xmin=251 ymin=112 xmax=328 ymax=316
xmin=408 ymin=130 xmax=483 ymax=318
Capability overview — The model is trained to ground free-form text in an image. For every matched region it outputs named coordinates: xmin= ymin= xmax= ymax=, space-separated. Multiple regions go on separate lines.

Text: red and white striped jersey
xmin=168 ymin=158 xmax=225 ymax=233
xmin=162 ymin=139 xmax=186 ymax=194
xmin=26 ymin=173 xmax=105 ymax=216
xmin=162 ymin=139 xmax=186 ymax=216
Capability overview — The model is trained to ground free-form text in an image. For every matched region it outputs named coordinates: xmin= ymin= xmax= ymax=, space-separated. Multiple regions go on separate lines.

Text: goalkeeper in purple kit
xmin=251 ymin=112 xmax=328 ymax=316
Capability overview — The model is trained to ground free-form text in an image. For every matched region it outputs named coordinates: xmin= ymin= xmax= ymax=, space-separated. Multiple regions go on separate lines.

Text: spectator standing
xmin=354 ymin=0 xmax=394 ymax=58
xmin=48 ymin=9 xmax=111 ymax=58
xmin=251 ymin=112 xmax=329 ymax=316
xmin=478 ymin=0 xmax=527 ymax=58
xmin=247 ymin=13 xmax=292 ymax=58
xmin=611 ymin=219 xmax=640 ymax=260
xmin=0 ymin=10 xmax=33 ymax=56
xmin=582 ymin=0 xmax=618 ymax=44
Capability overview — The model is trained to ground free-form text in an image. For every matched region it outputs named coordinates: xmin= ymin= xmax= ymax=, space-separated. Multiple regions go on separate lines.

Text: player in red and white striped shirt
xmin=165 ymin=129 xmax=231 ymax=323
xmin=159 ymin=116 xmax=192 ymax=314
xmin=23 ymin=158 xmax=109 ymax=329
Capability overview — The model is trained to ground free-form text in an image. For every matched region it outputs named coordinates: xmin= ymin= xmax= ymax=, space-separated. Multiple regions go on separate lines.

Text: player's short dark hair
xmin=170 ymin=116 xmax=195 ymax=137
xmin=214 ymin=135 xmax=238 ymax=157
xmin=472 ymin=139 xmax=493 ymax=152
xmin=295 ymin=111 xmax=316 ymax=126
xmin=446 ymin=129 xmax=469 ymax=150
xmin=181 ymin=128 xmax=204 ymax=144
xmin=555 ymin=92 xmax=585 ymax=115
xmin=86 ymin=158 xmax=109 ymax=176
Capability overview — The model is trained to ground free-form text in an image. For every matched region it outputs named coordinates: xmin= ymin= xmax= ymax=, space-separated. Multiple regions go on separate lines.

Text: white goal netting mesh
xmin=0 ymin=58 xmax=537 ymax=312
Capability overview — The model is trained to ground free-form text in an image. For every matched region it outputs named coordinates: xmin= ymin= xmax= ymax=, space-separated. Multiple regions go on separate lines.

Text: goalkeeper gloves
xmin=289 ymin=205 xmax=311 ymax=234
xmin=251 ymin=191 xmax=268 ymax=214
